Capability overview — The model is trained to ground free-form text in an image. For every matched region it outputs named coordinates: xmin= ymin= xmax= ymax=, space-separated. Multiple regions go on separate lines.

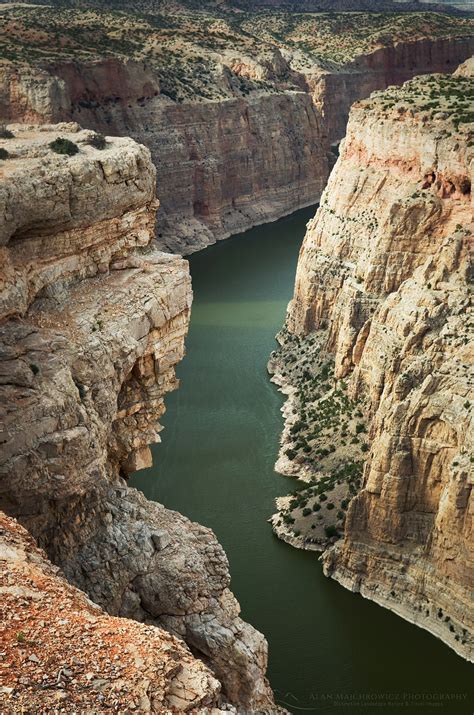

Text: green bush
xmin=324 ymin=525 xmax=338 ymax=538
xmin=0 ymin=148 xmax=9 ymax=160
xmin=87 ymin=132 xmax=107 ymax=150
xmin=0 ymin=127 xmax=14 ymax=139
xmin=302 ymin=507 xmax=312 ymax=517
xmin=49 ymin=137 xmax=79 ymax=156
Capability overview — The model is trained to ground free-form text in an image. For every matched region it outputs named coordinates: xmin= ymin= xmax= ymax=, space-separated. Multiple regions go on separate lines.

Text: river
xmin=131 ymin=207 xmax=473 ymax=714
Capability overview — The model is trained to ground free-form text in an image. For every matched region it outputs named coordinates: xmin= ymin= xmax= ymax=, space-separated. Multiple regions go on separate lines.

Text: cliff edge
xmin=0 ymin=124 xmax=276 ymax=711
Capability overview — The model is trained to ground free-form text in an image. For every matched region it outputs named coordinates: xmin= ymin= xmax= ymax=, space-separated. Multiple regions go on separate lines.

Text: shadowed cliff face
xmin=1 ymin=19 xmax=472 ymax=253
xmin=278 ymin=70 xmax=473 ymax=661
xmin=0 ymin=124 xmax=277 ymax=711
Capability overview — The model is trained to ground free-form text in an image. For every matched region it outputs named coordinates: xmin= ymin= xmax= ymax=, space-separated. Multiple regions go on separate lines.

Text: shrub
xmin=29 ymin=363 xmax=40 ymax=376
xmin=0 ymin=126 xmax=14 ymax=139
xmin=285 ymin=448 xmax=296 ymax=460
xmin=0 ymin=148 xmax=9 ymax=160
xmin=319 ymin=493 xmax=327 ymax=502
xmin=324 ymin=525 xmax=338 ymax=538
xmin=49 ymin=137 xmax=79 ymax=156
xmin=313 ymin=502 xmax=321 ymax=512
xmin=361 ymin=443 xmax=369 ymax=453
xmin=86 ymin=132 xmax=107 ymax=150
xmin=326 ymin=503 xmax=335 ymax=510
xmin=302 ymin=507 xmax=312 ymax=517
xmin=75 ymin=381 xmax=87 ymax=401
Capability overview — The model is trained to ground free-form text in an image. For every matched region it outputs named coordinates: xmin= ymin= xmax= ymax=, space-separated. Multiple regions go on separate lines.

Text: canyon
xmin=0 ymin=4 xmax=473 ymax=252
xmin=0 ymin=3 xmax=473 ymax=711
xmin=0 ymin=125 xmax=276 ymax=712
xmin=270 ymin=65 xmax=473 ymax=661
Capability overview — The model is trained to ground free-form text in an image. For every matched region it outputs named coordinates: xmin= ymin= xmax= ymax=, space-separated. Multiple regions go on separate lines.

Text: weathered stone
xmin=282 ymin=70 xmax=473 ymax=662
xmin=0 ymin=125 xmax=276 ymax=710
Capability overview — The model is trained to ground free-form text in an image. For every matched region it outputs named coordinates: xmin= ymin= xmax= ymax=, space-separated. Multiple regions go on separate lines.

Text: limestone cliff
xmin=1 ymin=4 xmax=472 ymax=253
xmin=0 ymin=124 xmax=276 ymax=710
xmin=274 ymin=70 xmax=473 ymax=661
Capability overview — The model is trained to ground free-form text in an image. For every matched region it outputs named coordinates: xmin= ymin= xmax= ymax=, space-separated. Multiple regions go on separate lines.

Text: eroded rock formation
xmin=0 ymin=124 xmax=275 ymax=710
xmin=0 ymin=511 xmax=225 ymax=713
xmin=275 ymin=70 xmax=473 ymax=661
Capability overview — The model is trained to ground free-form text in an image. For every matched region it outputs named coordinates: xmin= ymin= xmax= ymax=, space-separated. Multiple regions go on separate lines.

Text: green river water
xmin=131 ymin=207 xmax=473 ymax=714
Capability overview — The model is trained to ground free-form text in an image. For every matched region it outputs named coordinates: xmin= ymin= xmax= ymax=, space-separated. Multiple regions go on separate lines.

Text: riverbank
xmin=267 ymin=327 xmax=369 ymax=551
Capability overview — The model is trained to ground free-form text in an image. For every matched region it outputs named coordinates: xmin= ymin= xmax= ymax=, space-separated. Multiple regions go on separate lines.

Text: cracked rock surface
xmin=0 ymin=125 xmax=276 ymax=711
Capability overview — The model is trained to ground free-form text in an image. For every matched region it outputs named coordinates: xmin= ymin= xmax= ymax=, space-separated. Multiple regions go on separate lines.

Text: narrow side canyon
xmin=271 ymin=66 xmax=473 ymax=662
xmin=0 ymin=125 xmax=276 ymax=712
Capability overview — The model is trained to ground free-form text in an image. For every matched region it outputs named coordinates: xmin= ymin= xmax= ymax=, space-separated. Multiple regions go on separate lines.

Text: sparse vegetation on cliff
xmin=269 ymin=327 xmax=369 ymax=548
xmin=0 ymin=4 xmax=472 ymax=103
xmin=49 ymin=137 xmax=79 ymax=155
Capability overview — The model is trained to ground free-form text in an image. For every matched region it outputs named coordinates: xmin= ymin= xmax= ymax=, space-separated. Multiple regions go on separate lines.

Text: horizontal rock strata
xmin=0 ymin=125 xmax=276 ymax=710
xmin=1 ymin=18 xmax=472 ymax=253
xmin=274 ymin=70 xmax=473 ymax=661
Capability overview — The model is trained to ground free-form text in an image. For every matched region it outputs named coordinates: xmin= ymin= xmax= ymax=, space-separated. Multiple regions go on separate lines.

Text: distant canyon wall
xmin=0 ymin=35 xmax=473 ymax=253
xmin=310 ymin=36 xmax=474 ymax=143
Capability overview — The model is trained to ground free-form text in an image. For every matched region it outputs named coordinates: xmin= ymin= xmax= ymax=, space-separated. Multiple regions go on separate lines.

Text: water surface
xmin=132 ymin=208 xmax=473 ymax=714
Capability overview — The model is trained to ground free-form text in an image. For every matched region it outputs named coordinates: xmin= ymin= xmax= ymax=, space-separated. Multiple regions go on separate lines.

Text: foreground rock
xmin=272 ymin=69 xmax=473 ymax=661
xmin=0 ymin=124 xmax=276 ymax=710
xmin=0 ymin=512 xmax=226 ymax=713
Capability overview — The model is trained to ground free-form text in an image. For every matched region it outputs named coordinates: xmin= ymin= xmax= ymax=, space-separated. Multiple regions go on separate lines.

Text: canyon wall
xmin=1 ymin=35 xmax=473 ymax=254
xmin=0 ymin=124 xmax=276 ymax=710
xmin=310 ymin=36 xmax=474 ymax=143
xmin=280 ymin=70 xmax=473 ymax=660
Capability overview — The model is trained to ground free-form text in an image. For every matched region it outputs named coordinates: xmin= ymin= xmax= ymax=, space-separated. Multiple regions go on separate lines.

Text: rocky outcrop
xmin=277 ymin=71 xmax=473 ymax=661
xmin=1 ymin=30 xmax=472 ymax=253
xmin=0 ymin=511 xmax=225 ymax=713
xmin=0 ymin=124 xmax=276 ymax=710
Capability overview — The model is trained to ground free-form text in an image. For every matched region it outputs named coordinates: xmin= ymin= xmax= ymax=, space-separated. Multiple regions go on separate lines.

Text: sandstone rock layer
xmin=1 ymin=33 xmax=473 ymax=253
xmin=283 ymin=71 xmax=473 ymax=661
xmin=0 ymin=125 xmax=275 ymax=710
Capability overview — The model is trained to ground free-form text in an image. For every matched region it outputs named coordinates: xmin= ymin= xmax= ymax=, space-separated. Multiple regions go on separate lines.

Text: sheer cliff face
xmin=309 ymin=36 xmax=474 ymax=144
xmin=1 ymin=34 xmax=473 ymax=254
xmin=0 ymin=125 xmax=275 ymax=710
xmin=285 ymin=72 xmax=473 ymax=660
